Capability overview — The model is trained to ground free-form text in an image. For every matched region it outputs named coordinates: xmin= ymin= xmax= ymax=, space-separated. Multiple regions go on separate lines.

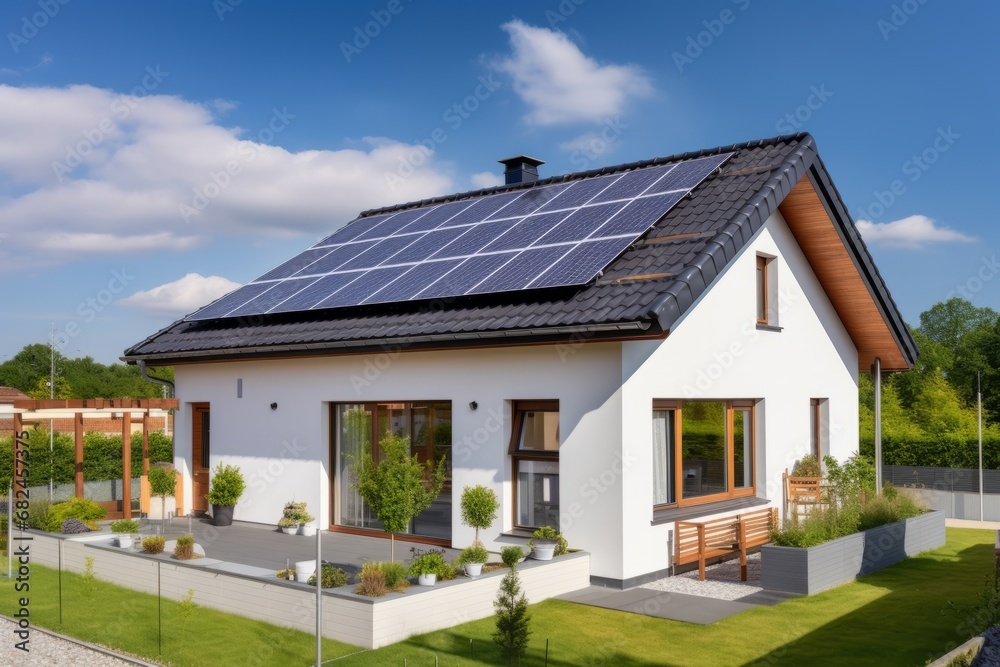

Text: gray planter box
xmin=760 ymin=510 xmax=945 ymax=595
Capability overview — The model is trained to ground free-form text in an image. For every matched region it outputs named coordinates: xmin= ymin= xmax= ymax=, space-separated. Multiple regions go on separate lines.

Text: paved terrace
xmin=145 ymin=517 xmax=462 ymax=575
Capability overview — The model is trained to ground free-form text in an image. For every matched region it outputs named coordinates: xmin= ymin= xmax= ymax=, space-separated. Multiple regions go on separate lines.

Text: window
xmin=334 ymin=401 xmax=452 ymax=540
xmin=652 ymin=400 xmax=756 ymax=508
xmin=756 ymin=254 xmax=778 ymax=327
xmin=810 ymin=398 xmax=828 ymax=463
xmin=510 ymin=400 xmax=559 ymax=530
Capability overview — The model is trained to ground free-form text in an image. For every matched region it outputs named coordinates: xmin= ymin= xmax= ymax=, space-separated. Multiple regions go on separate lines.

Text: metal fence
xmin=884 ymin=465 xmax=1000 ymax=521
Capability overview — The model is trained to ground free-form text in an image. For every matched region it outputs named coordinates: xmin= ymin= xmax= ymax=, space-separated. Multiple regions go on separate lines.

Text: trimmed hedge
xmin=861 ymin=434 xmax=1000 ymax=470
xmin=0 ymin=430 xmax=172 ymax=491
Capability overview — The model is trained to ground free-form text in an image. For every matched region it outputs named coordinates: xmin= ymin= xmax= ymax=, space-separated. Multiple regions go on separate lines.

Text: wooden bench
xmin=674 ymin=507 xmax=778 ymax=581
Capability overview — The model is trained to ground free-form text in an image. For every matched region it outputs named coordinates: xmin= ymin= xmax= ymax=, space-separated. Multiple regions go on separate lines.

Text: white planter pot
xmin=116 ymin=535 xmax=132 ymax=549
xmin=417 ymin=573 xmax=437 ymax=586
xmin=464 ymin=562 xmax=484 ymax=577
xmin=531 ymin=542 xmax=556 ymax=561
xmin=299 ymin=524 xmax=317 ymax=537
xmin=281 ymin=526 xmax=297 ymax=535
xmin=295 ymin=559 xmax=317 ymax=582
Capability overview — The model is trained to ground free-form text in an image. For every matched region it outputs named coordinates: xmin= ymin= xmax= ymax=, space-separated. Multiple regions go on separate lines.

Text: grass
xmin=334 ymin=528 xmax=993 ymax=667
xmin=0 ymin=563 xmax=360 ymax=666
xmin=0 ymin=528 xmax=993 ymax=666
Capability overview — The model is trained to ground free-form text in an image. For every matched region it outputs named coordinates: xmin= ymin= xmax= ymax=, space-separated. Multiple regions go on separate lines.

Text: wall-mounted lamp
xmin=469 ymin=401 xmax=478 ymax=411
xmin=270 ymin=402 xmax=278 ymax=411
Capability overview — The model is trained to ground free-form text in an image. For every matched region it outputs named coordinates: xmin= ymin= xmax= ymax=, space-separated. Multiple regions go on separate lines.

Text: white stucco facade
xmin=172 ymin=209 xmax=861 ymax=585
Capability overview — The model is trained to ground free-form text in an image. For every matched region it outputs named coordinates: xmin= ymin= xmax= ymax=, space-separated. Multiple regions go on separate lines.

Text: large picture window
xmin=334 ymin=401 xmax=452 ymax=540
xmin=510 ymin=400 xmax=559 ymax=530
xmin=652 ymin=400 xmax=756 ymax=508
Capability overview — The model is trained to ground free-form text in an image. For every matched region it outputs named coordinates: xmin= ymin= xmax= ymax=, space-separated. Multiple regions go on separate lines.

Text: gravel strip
xmin=0 ymin=617 xmax=156 ymax=667
xmin=642 ymin=552 xmax=764 ymax=601
xmin=973 ymin=625 xmax=1000 ymax=666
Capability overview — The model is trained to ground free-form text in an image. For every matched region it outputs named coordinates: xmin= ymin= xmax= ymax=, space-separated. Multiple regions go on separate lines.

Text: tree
xmin=493 ymin=568 xmax=531 ymax=664
xmin=918 ymin=298 xmax=998 ymax=351
xmin=460 ymin=484 xmax=499 ymax=548
xmin=0 ymin=343 xmax=63 ymax=393
xmin=911 ymin=369 xmax=978 ymax=438
xmin=26 ymin=375 xmax=73 ymax=399
xmin=148 ymin=465 xmax=177 ymax=523
xmin=349 ymin=434 xmax=446 ymax=562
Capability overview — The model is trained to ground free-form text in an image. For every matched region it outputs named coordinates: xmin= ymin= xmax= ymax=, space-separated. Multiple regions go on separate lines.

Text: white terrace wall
xmin=19 ymin=530 xmax=589 ymax=649
xmin=618 ymin=209 xmax=860 ymax=583
xmin=174 ymin=343 xmax=626 ymax=578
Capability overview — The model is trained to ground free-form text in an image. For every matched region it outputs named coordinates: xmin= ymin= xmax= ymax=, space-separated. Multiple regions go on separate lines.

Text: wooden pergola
xmin=8 ymin=398 xmax=179 ymax=519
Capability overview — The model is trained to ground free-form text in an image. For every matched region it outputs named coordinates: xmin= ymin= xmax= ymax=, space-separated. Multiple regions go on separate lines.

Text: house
xmin=123 ymin=133 xmax=916 ymax=588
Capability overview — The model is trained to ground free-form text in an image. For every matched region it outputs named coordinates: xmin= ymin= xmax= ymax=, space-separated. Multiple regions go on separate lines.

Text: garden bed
xmin=13 ymin=526 xmax=590 ymax=648
xmin=760 ymin=510 xmax=944 ymax=595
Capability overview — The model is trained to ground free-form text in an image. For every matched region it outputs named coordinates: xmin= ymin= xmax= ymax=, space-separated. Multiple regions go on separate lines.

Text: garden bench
xmin=674 ymin=507 xmax=778 ymax=581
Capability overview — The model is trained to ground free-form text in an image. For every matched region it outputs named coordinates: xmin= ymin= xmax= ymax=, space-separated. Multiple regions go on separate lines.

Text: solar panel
xmin=186 ymin=152 xmax=733 ymax=321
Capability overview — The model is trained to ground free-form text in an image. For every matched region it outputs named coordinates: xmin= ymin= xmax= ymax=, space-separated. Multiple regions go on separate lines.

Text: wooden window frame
xmin=756 ymin=255 xmax=769 ymax=324
xmin=510 ymin=400 xmax=560 ymax=531
xmin=652 ymin=399 xmax=757 ymax=510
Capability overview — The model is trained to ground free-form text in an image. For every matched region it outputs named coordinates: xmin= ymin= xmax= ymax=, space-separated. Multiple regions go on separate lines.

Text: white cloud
xmin=856 ymin=215 xmax=976 ymax=249
xmin=209 ymin=98 xmax=238 ymax=114
xmin=470 ymin=171 xmax=504 ymax=189
xmin=0 ymin=84 xmax=454 ymax=269
xmin=494 ymin=20 xmax=652 ymax=126
xmin=119 ymin=273 xmax=242 ymax=316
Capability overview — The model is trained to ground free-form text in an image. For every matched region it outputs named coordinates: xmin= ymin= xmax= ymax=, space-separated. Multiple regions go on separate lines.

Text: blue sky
xmin=0 ymin=0 xmax=997 ymax=364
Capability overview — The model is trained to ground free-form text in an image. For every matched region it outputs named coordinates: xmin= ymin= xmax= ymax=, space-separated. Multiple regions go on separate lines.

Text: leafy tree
xmin=460 ymin=484 xmax=499 ymax=548
xmin=493 ymin=568 xmax=531 ymax=664
xmin=26 ymin=375 xmax=73 ymax=399
xmin=0 ymin=343 xmax=63 ymax=393
xmin=918 ymin=298 xmax=998 ymax=351
xmin=911 ymin=369 xmax=978 ymax=438
xmin=349 ymin=434 xmax=446 ymax=562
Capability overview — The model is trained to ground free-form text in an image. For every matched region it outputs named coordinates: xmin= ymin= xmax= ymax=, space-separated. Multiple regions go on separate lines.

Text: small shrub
xmin=458 ymin=544 xmax=490 ymax=565
xmin=45 ymin=497 xmax=107 ymax=532
xmin=501 ymin=546 xmax=524 ymax=568
xmin=493 ymin=569 xmax=531 ymax=662
xmin=791 ymin=454 xmax=822 ymax=478
xmin=944 ymin=648 xmax=974 ymax=667
xmin=82 ymin=555 xmax=98 ymax=593
xmin=110 ymin=519 xmax=139 ymax=534
xmin=61 ymin=518 xmax=90 ymax=534
xmin=277 ymin=517 xmax=298 ymax=529
xmin=27 ymin=500 xmax=51 ymax=530
xmin=857 ymin=493 xmax=922 ymax=532
xmin=308 ymin=564 xmax=349 ymax=589
xmin=174 ymin=534 xmax=196 ymax=560
xmin=355 ymin=563 xmax=389 ymax=597
xmin=275 ymin=569 xmax=296 ymax=581
xmin=438 ymin=562 xmax=458 ymax=581
xmin=142 ymin=536 xmax=165 ymax=554
xmin=380 ymin=561 xmax=409 ymax=590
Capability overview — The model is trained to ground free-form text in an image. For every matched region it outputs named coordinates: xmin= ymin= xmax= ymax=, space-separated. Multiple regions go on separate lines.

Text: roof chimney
xmin=499 ymin=155 xmax=544 ymax=185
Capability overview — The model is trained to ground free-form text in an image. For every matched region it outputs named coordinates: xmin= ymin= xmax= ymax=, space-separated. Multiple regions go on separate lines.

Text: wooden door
xmin=191 ymin=404 xmax=211 ymax=514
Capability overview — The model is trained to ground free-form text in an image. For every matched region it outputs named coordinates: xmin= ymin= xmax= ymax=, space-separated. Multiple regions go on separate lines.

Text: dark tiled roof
xmin=123 ymin=133 xmax=916 ymax=365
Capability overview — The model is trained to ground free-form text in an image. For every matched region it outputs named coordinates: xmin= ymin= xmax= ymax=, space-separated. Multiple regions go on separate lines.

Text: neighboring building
xmin=123 ymin=133 xmax=916 ymax=587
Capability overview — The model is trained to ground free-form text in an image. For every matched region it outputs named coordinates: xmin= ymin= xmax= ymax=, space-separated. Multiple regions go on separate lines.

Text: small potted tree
xmin=148 ymin=465 xmax=177 ymax=527
xmin=207 ymin=463 xmax=245 ymax=526
xmin=457 ymin=543 xmax=490 ymax=577
xmin=460 ymin=484 xmax=499 ymax=545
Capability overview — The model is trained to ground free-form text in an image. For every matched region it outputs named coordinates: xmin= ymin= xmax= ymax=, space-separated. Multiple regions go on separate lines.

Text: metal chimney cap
xmin=498 ymin=155 xmax=545 ymax=169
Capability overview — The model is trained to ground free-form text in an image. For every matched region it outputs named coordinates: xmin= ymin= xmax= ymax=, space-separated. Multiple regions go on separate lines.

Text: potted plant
xmin=457 ymin=543 xmax=490 ymax=577
xmin=501 ymin=546 xmax=525 ymax=569
xmin=110 ymin=519 xmax=139 ymax=549
xmin=528 ymin=525 xmax=567 ymax=561
xmin=207 ymin=463 xmax=245 ymax=526
xmin=295 ymin=559 xmax=317 ymax=582
xmin=408 ymin=551 xmax=446 ymax=586
xmin=298 ymin=509 xmax=316 ymax=537
xmin=278 ymin=516 xmax=298 ymax=535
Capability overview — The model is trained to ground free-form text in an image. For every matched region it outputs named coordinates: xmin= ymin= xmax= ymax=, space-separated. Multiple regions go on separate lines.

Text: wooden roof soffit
xmin=777 ymin=175 xmax=910 ymax=372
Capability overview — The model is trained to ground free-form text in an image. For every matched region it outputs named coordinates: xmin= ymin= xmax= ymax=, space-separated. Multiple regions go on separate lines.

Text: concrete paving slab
xmin=558 ymin=587 xmax=758 ymax=624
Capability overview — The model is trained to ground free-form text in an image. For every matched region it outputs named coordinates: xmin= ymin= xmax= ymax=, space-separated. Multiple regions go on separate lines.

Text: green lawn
xmin=1 ymin=528 xmax=994 ymax=666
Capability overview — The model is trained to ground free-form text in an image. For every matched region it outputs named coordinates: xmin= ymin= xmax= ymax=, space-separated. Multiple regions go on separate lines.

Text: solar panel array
xmin=187 ymin=152 xmax=733 ymax=321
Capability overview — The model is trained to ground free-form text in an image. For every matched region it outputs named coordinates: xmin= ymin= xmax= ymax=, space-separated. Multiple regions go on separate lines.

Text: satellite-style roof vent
xmin=498 ymin=155 xmax=545 ymax=185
